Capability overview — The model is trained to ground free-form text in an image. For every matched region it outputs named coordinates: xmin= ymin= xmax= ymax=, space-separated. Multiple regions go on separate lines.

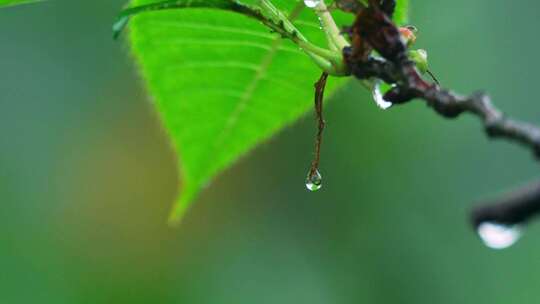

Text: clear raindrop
xmin=371 ymin=81 xmax=393 ymax=110
xmin=304 ymin=0 xmax=321 ymax=8
xmin=477 ymin=222 xmax=522 ymax=250
xmin=305 ymin=169 xmax=322 ymax=191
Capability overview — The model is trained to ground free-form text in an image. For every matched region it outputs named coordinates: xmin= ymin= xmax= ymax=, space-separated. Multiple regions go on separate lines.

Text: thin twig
xmin=350 ymin=57 xmax=540 ymax=155
xmin=309 ymin=72 xmax=329 ymax=179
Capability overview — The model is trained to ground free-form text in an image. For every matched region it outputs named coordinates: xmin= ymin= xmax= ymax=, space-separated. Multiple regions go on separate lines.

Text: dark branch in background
xmin=471 ymin=181 xmax=540 ymax=227
xmin=343 ymin=0 xmax=540 ymax=228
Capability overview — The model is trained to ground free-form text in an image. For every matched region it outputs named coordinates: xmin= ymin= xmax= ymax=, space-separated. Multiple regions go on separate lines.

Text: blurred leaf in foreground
xmin=0 ymin=0 xmax=42 ymax=8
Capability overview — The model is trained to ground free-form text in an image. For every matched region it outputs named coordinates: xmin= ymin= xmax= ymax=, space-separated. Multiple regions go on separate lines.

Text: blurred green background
xmin=1 ymin=0 xmax=539 ymax=303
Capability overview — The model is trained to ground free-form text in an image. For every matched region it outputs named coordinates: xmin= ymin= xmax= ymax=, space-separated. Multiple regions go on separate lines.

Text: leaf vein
xmin=214 ymin=37 xmax=284 ymax=146
xmin=146 ymin=38 xmax=303 ymax=55
xmin=142 ymin=20 xmax=276 ymax=40
xmin=165 ymin=60 xmax=261 ymax=72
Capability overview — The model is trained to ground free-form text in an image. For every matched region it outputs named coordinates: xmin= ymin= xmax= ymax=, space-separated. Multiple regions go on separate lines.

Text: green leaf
xmin=123 ymin=0 xmax=407 ymax=224
xmin=0 ymin=0 xmax=42 ymax=8
xmin=127 ymin=0 xmax=347 ymax=224
xmin=393 ymin=0 xmax=409 ymax=26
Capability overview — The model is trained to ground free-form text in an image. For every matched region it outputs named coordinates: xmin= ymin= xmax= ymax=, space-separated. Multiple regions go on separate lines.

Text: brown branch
xmin=309 ymin=72 xmax=329 ymax=180
xmin=344 ymin=2 xmax=540 ymax=228
xmin=347 ymin=56 xmax=540 ymax=156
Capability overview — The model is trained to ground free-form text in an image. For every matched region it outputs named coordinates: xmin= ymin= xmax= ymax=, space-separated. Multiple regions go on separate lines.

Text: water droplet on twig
xmin=476 ymin=222 xmax=522 ymax=250
xmin=305 ymin=169 xmax=322 ymax=191
xmin=371 ymin=81 xmax=393 ymax=110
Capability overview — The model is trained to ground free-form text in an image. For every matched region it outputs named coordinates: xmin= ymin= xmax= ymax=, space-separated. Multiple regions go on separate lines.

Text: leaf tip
xmin=167 ymin=187 xmax=196 ymax=227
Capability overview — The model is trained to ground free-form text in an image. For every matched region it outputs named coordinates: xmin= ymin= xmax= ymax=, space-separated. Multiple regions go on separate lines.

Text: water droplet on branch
xmin=305 ymin=169 xmax=322 ymax=191
xmin=371 ymin=81 xmax=393 ymax=110
xmin=476 ymin=222 xmax=522 ymax=250
xmin=304 ymin=0 xmax=321 ymax=8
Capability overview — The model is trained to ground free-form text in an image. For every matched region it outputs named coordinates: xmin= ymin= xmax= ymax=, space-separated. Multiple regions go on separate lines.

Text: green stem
xmin=258 ymin=0 xmax=346 ymax=75
xmin=314 ymin=0 xmax=350 ymax=50
xmin=297 ymin=40 xmax=341 ymax=62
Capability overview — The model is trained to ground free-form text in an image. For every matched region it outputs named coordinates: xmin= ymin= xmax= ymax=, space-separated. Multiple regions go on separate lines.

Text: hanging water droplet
xmin=305 ymin=170 xmax=322 ymax=191
xmin=371 ymin=81 xmax=393 ymax=110
xmin=476 ymin=222 xmax=522 ymax=250
xmin=304 ymin=0 xmax=321 ymax=8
